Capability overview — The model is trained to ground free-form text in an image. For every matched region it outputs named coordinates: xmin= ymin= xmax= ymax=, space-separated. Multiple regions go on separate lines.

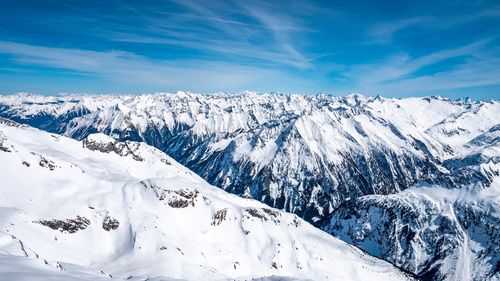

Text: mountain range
xmin=0 ymin=117 xmax=415 ymax=280
xmin=0 ymin=92 xmax=498 ymax=280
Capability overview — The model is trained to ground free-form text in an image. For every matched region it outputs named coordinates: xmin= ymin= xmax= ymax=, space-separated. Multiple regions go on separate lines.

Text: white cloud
xmin=346 ymin=39 xmax=500 ymax=95
xmin=366 ymin=6 xmax=500 ymax=45
xmin=0 ymin=41 xmax=320 ymax=93
xmin=111 ymin=0 xmax=318 ymax=69
xmin=367 ymin=17 xmax=432 ymax=44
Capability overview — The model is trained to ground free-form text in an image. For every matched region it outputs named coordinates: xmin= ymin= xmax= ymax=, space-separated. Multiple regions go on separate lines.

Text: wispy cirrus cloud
xmin=0 ymin=40 xmax=321 ymax=92
xmin=237 ymin=1 xmax=310 ymax=63
xmin=106 ymin=0 xmax=319 ymax=68
xmin=354 ymin=38 xmax=492 ymax=85
xmin=353 ymin=57 xmax=500 ymax=97
xmin=367 ymin=17 xmax=433 ymax=44
xmin=366 ymin=6 xmax=500 ymax=45
xmin=112 ymin=34 xmax=311 ymax=68
xmin=346 ymin=38 xmax=500 ymax=95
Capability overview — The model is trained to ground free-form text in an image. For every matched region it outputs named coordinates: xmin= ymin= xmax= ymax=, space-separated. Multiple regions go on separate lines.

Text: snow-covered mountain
xmin=0 ymin=92 xmax=498 ymax=280
xmin=324 ymin=184 xmax=500 ymax=281
xmin=0 ymin=118 xmax=414 ymax=281
xmin=323 ymin=126 xmax=500 ymax=281
xmin=3 ymin=93 xmax=497 ymax=222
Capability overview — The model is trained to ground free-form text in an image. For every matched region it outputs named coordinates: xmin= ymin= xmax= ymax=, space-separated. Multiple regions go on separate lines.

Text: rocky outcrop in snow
xmin=37 ymin=216 xmax=91 ymax=234
xmin=82 ymin=133 xmax=145 ymax=161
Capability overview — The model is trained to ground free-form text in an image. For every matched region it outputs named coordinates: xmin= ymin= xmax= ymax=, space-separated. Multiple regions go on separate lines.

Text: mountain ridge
xmin=0 ymin=117 xmax=416 ymax=280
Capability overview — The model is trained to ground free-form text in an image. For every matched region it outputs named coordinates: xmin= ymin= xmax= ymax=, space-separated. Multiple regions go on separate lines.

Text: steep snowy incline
xmin=3 ymin=93 xmax=497 ymax=225
xmin=322 ymin=136 xmax=500 ymax=281
xmin=323 ymin=184 xmax=500 ymax=281
xmin=0 ymin=119 xmax=414 ymax=281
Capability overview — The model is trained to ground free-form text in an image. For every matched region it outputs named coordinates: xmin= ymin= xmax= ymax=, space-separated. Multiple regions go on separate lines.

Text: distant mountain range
xmin=0 ymin=92 xmax=498 ymax=280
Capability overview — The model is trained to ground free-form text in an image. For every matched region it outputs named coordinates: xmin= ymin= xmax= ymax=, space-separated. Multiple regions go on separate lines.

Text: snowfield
xmin=0 ymin=119 xmax=413 ymax=281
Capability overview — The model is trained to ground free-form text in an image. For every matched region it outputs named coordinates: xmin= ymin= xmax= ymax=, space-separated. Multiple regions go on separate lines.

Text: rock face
xmin=102 ymin=216 xmax=119 ymax=231
xmin=37 ymin=216 xmax=91 ymax=234
xmin=322 ymin=138 xmax=500 ymax=281
xmin=323 ymin=186 xmax=500 ymax=281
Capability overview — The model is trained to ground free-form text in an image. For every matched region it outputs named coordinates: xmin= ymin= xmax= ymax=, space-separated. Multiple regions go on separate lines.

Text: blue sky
xmin=0 ymin=0 xmax=499 ymax=99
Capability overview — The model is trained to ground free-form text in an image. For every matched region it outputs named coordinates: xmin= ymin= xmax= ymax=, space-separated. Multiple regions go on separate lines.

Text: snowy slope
xmin=0 ymin=118 xmax=414 ymax=281
xmin=323 ymin=136 xmax=500 ymax=281
xmin=323 ymin=184 xmax=500 ymax=281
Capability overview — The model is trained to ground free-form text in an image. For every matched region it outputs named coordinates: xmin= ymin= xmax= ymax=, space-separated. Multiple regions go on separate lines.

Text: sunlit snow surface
xmin=0 ymin=120 xmax=413 ymax=281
